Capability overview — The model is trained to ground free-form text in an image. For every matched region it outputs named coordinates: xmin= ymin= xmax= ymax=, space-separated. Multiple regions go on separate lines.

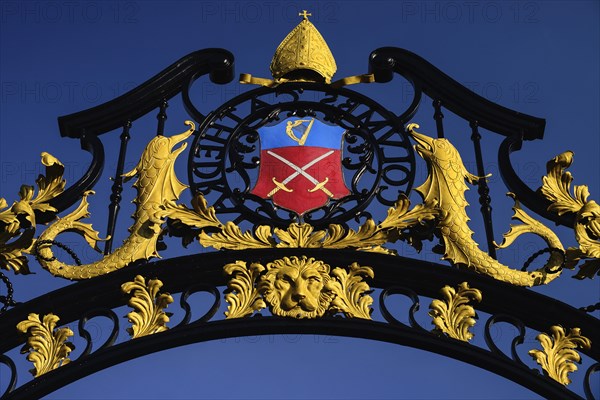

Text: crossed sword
xmin=266 ymin=150 xmax=335 ymax=198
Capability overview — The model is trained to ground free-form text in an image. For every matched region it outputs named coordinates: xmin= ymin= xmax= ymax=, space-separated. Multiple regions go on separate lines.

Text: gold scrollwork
xmin=540 ymin=151 xmax=600 ymax=279
xmin=179 ymin=193 xmax=438 ymax=256
xmin=428 ymin=282 xmax=482 ymax=342
xmin=16 ymin=313 xmax=75 ymax=377
xmin=0 ymin=153 xmax=65 ymax=274
xmin=528 ymin=325 xmax=592 ymax=386
xmin=121 ymin=275 xmax=173 ymax=339
xmin=224 ymin=261 xmax=267 ymax=319
xmin=223 ymin=256 xmax=373 ymax=319
xmin=327 ymin=263 xmax=374 ymax=319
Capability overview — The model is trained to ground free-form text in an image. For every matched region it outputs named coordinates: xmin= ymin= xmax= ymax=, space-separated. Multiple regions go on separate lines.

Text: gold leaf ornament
xmin=223 ymin=261 xmax=267 ymax=318
xmin=33 ymin=153 xmax=67 ymax=206
xmin=327 ymin=263 xmax=374 ymax=319
xmin=378 ymin=194 xmax=438 ymax=232
xmin=275 ymin=223 xmax=326 ymax=248
xmin=494 ymin=193 xmax=565 ymax=275
xmin=541 ymin=152 xmax=586 ymax=215
xmin=121 ymin=275 xmax=174 ymax=338
xmin=163 ymin=193 xmax=222 ymax=230
xmin=0 ymin=153 xmax=65 ymax=274
xmin=16 ymin=313 xmax=75 ymax=377
xmin=192 ymin=193 xmax=436 ymax=255
xmin=539 ymin=151 xmax=600 ymax=279
xmin=429 ymin=282 xmax=482 ymax=342
xmin=528 ymin=325 xmax=591 ymax=386
xmin=200 ymin=221 xmax=275 ymax=250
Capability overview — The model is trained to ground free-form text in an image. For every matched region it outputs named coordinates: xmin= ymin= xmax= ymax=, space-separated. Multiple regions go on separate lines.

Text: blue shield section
xmin=259 ymin=117 xmax=344 ymax=150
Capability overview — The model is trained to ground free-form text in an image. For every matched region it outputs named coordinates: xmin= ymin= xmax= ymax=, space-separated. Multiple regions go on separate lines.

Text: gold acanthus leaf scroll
xmin=428 ymin=282 xmax=482 ymax=342
xmin=528 ymin=325 xmax=591 ymax=386
xmin=223 ymin=256 xmax=374 ymax=319
xmin=0 ymin=153 xmax=65 ymax=274
xmin=16 ymin=313 xmax=75 ymax=377
xmin=223 ymin=261 xmax=267 ymax=319
xmin=121 ymin=275 xmax=173 ymax=339
xmin=180 ymin=193 xmax=438 ymax=255
xmin=327 ymin=263 xmax=374 ymax=319
xmin=539 ymin=151 xmax=600 ymax=279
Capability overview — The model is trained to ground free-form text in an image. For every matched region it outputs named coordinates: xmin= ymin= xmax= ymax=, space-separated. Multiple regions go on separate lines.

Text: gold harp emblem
xmin=285 ymin=118 xmax=314 ymax=146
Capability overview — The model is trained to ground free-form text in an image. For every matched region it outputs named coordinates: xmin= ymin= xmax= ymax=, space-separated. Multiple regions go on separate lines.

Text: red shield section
xmin=251 ymin=146 xmax=349 ymax=214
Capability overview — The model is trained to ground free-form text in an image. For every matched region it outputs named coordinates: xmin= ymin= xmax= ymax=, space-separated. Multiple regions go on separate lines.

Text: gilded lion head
xmin=258 ymin=256 xmax=333 ymax=319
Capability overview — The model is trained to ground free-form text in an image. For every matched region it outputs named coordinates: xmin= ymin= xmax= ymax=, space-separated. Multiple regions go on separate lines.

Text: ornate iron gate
xmin=1 ymin=13 xmax=598 ymax=400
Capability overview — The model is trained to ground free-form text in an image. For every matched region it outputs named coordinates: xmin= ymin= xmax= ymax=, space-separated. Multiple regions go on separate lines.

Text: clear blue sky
xmin=1 ymin=1 xmax=599 ymax=399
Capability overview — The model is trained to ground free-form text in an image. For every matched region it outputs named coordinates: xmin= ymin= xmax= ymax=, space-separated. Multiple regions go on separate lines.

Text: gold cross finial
xmin=299 ymin=10 xmax=311 ymax=20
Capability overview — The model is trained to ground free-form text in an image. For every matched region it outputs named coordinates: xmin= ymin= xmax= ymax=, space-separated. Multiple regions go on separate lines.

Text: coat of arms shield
xmin=251 ymin=117 xmax=350 ymax=214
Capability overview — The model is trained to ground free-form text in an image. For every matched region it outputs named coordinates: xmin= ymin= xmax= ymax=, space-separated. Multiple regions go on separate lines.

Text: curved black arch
xmin=45 ymin=133 xmax=104 ymax=217
xmin=2 ymin=249 xmax=598 ymax=399
xmin=2 ymin=249 xmax=597 ymax=357
xmin=39 ymin=48 xmax=234 ymax=216
xmin=368 ymin=47 xmax=545 ymax=139
xmin=3 ymin=316 xmax=584 ymax=400
xmin=58 ymin=48 xmax=234 ymax=138
xmin=499 ymin=135 xmax=576 ymax=227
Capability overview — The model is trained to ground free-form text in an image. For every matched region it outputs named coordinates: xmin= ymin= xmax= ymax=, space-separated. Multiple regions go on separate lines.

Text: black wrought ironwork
xmin=156 ymin=100 xmax=168 ymax=136
xmin=432 ymin=99 xmax=445 ymax=139
xmin=368 ymin=47 xmax=546 ymax=138
xmin=521 ymin=247 xmax=566 ymax=273
xmin=188 ymin=83 xmax=415 ymax=229
xmin=379 ymin=286 xmax=424 ymax=330
xmin=581 ymin=303 xmax=600 ymax=314
xmin=46 ymin=49 xmax=234 ymax=216
xmin=585 ymin=364 xmax=600 ymax=400
xmin=0 ymin=355 xmax=17 ymax=398
xmin=78 ymin=309 xmax=120 ymax=357
xmin=498 ymin=135 xmax=576 ymax=227
xmin=33 ymin=240 xmax=82 ymax=266
xmin=105 ymin=121 xmax=132 ymax=255
xmin=484 ymin=314 xmax=528 ymax=365
xmin=1 ymin=45 xmax=597 ymax=400
xmin=0 ymin=272 xmax=16 ymax=313
xmin=1 ymin=249 xmax=597 ymax=400
xmin=469 ymin=121 xmax=497 ymax=258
